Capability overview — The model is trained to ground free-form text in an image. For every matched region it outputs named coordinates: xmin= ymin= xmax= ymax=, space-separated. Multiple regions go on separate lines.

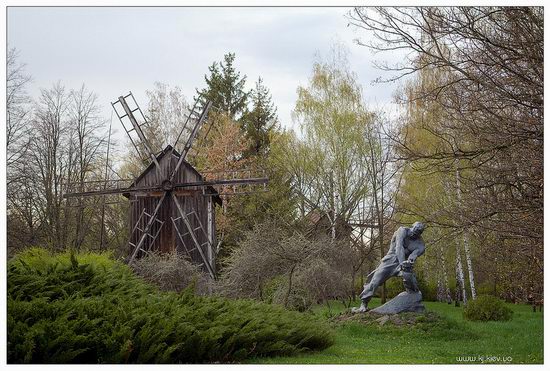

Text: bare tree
xmin=220 ymin=218 xmax=357 ymax=310
xmin=29 ymin=82 xmax=72 ymax=250
xmin=66 ymin=84 xmax=108 ymax=249
xmin=146 ymin=82 xmax=190 ymax=149
xmin=7 ymin=47 xmax=32 ymax=174
xmin=6 ymin=48 xmax=36 ymax=253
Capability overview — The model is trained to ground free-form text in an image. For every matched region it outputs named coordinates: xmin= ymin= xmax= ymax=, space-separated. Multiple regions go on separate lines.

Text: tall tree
xmin=197 ymin=52 xmax=249 ymax=122
xmin=29 ymin=82 xmax=72 ymax=250
xmin=272 ymin=47 xmax=379 ymax=298
xmin=290 ymin=47 xmax=372 ymax=233
xmin=67 ymin=84 xmax=107 ymax=250
xmin=6 ymin=48 xmax=35 ymax=254
xmin=361 ymin=114 xmax=403 ymax=303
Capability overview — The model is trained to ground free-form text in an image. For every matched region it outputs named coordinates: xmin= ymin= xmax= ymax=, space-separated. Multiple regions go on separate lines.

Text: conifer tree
xmin=197 ymin=52 xmax=249 ymax=122
xmin=242 ymin=77 xmax=278 ymax=157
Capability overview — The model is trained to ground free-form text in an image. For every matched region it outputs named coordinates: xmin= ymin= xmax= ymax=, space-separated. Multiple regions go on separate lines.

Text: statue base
xmin=371 ymin=290 xmax=425 ymax=314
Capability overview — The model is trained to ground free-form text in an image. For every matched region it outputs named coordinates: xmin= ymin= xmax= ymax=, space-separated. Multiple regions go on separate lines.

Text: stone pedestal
xmin=371 ymin=290 xmax=425 ymax=314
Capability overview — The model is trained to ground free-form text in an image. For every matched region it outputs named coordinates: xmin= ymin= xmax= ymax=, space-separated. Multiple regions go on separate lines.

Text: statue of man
xmin=353 ymin=221 xmax=426 ymax=313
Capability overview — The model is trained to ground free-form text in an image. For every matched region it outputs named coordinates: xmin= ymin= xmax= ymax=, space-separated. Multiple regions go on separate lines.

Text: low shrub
xmin=131 ymin=251 xmax=213 ymax=295
xmin=463 ymin=295 xmax=513 ymax=322
xmin=8 ymin=248 xmax=334 ymax=363
xmin=263 ymin=259 xmax=350 ymax=312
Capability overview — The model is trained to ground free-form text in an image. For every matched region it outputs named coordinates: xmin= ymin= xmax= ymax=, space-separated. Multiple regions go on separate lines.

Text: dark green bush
xmin=8 ymin=248 xmax=334 ymax=363
xmin=463 ymin=295 xmax=513 ymax=322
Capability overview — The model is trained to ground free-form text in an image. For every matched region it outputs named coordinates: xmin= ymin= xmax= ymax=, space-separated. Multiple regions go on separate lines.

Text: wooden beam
xmin=63 ymin=185 xmax=162 ymax=198
xmin=173 ymin=177 xmax=269 ymax=189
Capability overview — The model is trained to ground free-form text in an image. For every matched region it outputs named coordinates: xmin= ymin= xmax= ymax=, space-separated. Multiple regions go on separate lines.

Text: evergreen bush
xmin=463 ymin=295 xmax=513 ymax=322
xmin=8 ymin=248 xmax=334 ymax=363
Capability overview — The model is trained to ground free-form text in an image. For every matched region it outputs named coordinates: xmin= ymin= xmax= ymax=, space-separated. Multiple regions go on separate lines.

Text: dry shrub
xmin=131 ymin=251 xmax=214 ymax=295
xmin=219 ymin=218 xmax=358 ymax=310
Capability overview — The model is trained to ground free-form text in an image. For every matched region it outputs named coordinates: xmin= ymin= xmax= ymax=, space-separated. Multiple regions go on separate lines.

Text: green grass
xmin=250 ymin=298 xmax=543 ymax=364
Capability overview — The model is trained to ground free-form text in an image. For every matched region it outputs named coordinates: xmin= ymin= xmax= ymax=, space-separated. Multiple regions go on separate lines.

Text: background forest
xmin=7 ymin=6 xmax=543 ymax=312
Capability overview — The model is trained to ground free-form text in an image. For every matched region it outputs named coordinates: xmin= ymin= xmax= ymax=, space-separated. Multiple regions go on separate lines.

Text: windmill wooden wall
xmin=125 ymin=145 xmax=221 ymax=273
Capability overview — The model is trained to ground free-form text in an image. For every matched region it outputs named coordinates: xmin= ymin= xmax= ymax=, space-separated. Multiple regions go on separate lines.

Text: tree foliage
xmin=197 ymin=52 xmax=249 ymax=122
xmin=287 ymin=47 xmax=373 ymax=225
xmin=242 ymin=77 xmax=278 ymax=157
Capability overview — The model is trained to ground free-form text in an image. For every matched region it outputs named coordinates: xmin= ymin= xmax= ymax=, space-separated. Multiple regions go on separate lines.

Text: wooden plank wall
xmin=128 ymin=150 xmax=216 ymax=274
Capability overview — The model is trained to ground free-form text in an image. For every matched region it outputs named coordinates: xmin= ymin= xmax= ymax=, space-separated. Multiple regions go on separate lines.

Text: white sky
xmin=7 ymin=6 xmax=403 ymax=136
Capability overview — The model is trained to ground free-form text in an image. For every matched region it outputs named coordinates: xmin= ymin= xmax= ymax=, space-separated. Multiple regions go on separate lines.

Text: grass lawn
xmin=251 ymin=298 xmax=543 ymax=364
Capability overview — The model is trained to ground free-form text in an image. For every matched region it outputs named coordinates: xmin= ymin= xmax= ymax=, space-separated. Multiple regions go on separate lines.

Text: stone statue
xmin=352 ymin=221 xmax=426 ymax=313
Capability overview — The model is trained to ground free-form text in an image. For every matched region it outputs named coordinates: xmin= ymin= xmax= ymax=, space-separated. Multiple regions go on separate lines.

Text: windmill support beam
xmin=207 ymin=197 xmax=213 ymax=267
xmin=128 ymin=193 xmax=167 ymax=265
xmin=172 ymin=194 xmax=216 ymax=279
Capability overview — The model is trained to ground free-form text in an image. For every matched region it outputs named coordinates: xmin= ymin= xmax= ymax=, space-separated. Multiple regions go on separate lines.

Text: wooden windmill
xmin=63 ymin=92 xmax=268 ymax=278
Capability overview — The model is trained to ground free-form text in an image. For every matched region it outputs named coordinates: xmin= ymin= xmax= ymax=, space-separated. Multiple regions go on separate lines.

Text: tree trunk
xmin=455 ymin=167 xmax=476 ymax=300
xmin=440 ymin=245 xmax=452 ymax=304
xmin=284 ymin=265 xmax=296 ymax=308
xmin=330 ymin=171 xmax=336 ymax=240
xmin=455 ymin=243 xmax=467 ymax=306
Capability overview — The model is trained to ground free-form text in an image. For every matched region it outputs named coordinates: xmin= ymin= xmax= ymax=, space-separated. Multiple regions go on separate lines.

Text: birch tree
xmin=290 ymin=46 xmax=372 ymax=232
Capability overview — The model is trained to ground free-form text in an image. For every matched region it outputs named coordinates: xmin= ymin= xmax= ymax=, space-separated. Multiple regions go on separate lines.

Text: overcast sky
xmin=8 ymin=7 xmax=404 ymax=136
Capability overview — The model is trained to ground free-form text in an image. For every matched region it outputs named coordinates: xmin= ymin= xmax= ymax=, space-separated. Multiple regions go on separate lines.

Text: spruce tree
xmin=197 ymin=52 xmax=249 ymax=122
xmin=242 ymin=77 xmax=278 ymax=157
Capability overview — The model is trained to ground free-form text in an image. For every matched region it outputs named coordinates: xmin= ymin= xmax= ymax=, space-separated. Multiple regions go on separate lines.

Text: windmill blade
xmin=64 ymin=185 xmax=164 ymax=198
xmin=173 ymin=94 xmax=206 ymax=150
xmin=65 ymin=194 xmax=127 ymax=207
xmin=128 ymin=192 xmax=167 ymax=265
xmin=63 ymin=178 xmax=164 ymax=198
xmin=156 ymin=168 xmax=270 ymax=197
xmin=112 ymin=92 xmax=162 ymax=173
xmin=171 ymin=176 xmax=269 ymax=190
xmin=171 ymin=193 xmax=216 ymax=278
xmin=168 ymin=100 xmax=213 ymax=183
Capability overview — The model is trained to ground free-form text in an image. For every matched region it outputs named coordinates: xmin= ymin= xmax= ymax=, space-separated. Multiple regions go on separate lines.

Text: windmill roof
xmin=125 ymin=144 xmax=222 ymax=205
